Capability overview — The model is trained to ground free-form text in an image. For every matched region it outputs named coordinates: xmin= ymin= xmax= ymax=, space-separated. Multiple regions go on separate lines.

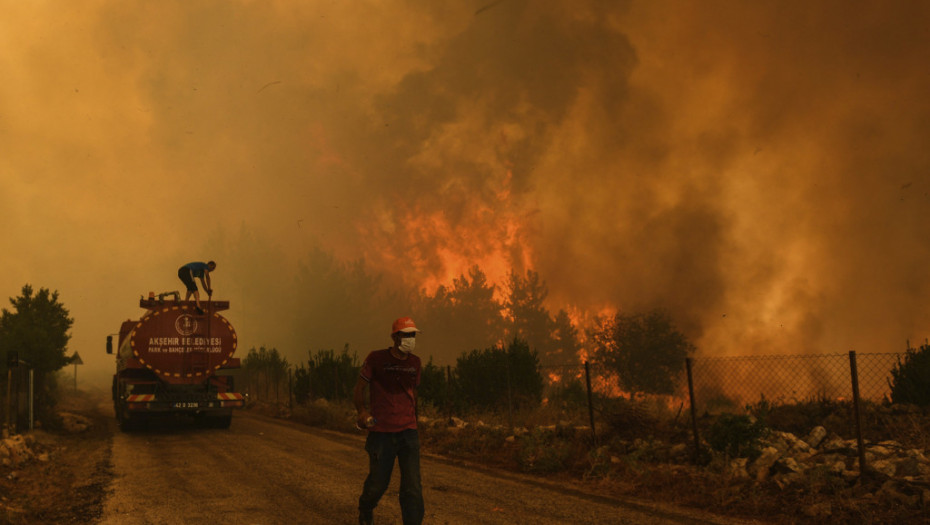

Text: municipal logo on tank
xmin=175 ymin=314 xmax=198 ymax=336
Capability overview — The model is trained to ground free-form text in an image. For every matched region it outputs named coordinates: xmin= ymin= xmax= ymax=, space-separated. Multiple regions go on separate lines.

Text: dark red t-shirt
xmin=359 ymin=348 xmax=421 ymax=432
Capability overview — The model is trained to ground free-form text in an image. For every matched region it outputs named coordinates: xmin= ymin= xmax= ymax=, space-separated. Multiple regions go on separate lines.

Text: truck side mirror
xmin=106 ymin=335 xmax=113 ymax=355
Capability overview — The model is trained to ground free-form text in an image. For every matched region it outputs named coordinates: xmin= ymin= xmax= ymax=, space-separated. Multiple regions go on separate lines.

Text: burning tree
xmin=589 ymin=309 xmax=694 ymax=397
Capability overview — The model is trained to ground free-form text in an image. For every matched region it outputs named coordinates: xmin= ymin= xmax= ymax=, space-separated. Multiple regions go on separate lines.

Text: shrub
xmin=601 ymin=396 xmax=661 ymax=439
xmin=746 ymin=394 xmax=847 ymax=437
xmin=516 ymin=428 xmax=574 ymax=473
xmin=306 ymin=346 xmax=360 ymax=400
xmin=454 ymin=338 xmax=542 ymax=411
xmin=707 ymin=413 xmax=769 ymax=459
xmin=889 ymin=344 xmax=930 ymax=406
xmin=546 ymin=375 xmax=588 ymax=409
xmin=419 ymin=358 xmax=455 ymax=412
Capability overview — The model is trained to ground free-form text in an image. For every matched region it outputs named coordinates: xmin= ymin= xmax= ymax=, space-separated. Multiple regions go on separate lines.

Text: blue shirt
xmin=183 ymin=262 xmax=210 ymax=278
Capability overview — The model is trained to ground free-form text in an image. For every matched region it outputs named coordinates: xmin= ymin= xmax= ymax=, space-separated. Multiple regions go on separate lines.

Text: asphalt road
xmin=97 ymin=411 xmax=757 ymax=525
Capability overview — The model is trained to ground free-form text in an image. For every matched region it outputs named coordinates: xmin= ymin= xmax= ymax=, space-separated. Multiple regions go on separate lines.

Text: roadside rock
xmin=59 ymin=412 xmax=93 ymax=433
xmin=704 ymin=424 xmax=930 ymax=511
xmin=0 ymin=435 xmax=36 ymax=467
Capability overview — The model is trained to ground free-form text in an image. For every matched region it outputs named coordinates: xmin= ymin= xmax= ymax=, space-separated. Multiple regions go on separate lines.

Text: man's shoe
xmin=358 ymin=511 xmax=373 ymax=525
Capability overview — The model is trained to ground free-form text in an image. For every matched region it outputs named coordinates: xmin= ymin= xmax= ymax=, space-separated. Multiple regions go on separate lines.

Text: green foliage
xmin=0 ymin=285 xmax=74 ymax=375
xmin=242 ymin=346 xmax=290 ymax=401
xmin=707 ymin=414 xmax=769 ymax=458
xmin=304 ymin=346 xmax=360 ymax=400
xmin=746 ymin=394 xmax=848 ymax=437
xmin=293 ymin=365 xmax=311 ymax=404
xmin=584 ymin=446 xmax=612 ymax=480
xmin=546 ymin=374 xmax=588 ymax=409
xmin=516 ymin=427 xmax=575 ymax=473
xmin=418 ymin=357 xmax=453 ymax=412
xmin=590 ymin=309 xmax=694 ymax=396
xmin=504 ymin=270 xmax=555 ymax=360
xmin=413 ymin=265 xmax=504 ymax=358
xmin=0 ymin=285 xmax=74 ymax=422
xmin=889 ymin=344 xmax=930 ymax=406
xmin=454 ymin=338 xmax=543 ymax=411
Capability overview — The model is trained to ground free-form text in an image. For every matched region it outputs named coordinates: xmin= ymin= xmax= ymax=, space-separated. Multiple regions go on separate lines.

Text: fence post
xmin=584 ymin=361 xmax=597 ymax=447
xmin=848 ymin=350 xmax=868 ymax=475
xmin=686 ymin=357 xmax=701 ymax=462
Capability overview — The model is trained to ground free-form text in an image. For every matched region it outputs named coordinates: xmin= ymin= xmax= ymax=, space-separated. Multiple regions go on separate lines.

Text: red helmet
xmin=391 ymin=317 xmax=419 ymax=334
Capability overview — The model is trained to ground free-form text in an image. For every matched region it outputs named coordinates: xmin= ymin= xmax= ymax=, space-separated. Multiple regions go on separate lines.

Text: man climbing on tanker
xmin=353 ymin=316 xmax=424 ymax=525
xmin=177 ymin=261 xmax=215 ymax=314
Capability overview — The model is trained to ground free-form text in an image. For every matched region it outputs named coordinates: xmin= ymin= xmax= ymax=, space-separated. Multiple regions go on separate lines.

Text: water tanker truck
xmin=107 ymin=293 xmax=244 ymax=430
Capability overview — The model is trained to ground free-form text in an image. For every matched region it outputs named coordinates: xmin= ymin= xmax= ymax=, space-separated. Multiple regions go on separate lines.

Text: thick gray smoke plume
xmin=2 ymin=1 xmax=929 ymax=382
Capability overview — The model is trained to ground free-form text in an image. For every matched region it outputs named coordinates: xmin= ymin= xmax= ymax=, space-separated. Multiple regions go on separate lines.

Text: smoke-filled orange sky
xmin=3 ymin=0 xmax=930 ymax=385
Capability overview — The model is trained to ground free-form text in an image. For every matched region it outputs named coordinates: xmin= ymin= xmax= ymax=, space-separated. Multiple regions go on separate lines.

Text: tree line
xmin=238 ymin=266 xmax=700 ymax=411
xmin=9 ymin=273 xmax=930 ymax=429
xmin=0 ymin=269 xmax=700 ymax=428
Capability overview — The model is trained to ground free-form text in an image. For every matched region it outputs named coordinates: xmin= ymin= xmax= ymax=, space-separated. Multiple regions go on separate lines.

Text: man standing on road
xmin=177 ymin=261 xmax=215 ymax=314
xmin=353 ymin=316 xmax=424 ymax=525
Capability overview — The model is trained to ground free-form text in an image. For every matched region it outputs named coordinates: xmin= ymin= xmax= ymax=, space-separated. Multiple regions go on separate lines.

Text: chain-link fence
xmin=687 ymin=352 xmax=906 ymax=414
xmin=240 ymin=347 xmax=923 ymax=465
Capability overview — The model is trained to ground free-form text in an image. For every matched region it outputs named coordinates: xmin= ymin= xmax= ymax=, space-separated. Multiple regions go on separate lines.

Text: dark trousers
xmin=358 ymin=429 xmax=424 ymax=525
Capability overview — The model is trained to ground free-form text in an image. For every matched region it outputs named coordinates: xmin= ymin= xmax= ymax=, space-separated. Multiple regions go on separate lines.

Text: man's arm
xmin=203 ymin=271 xmax=212 ymax=295
xmin=353 ymin=375 xmax=370 ymax=426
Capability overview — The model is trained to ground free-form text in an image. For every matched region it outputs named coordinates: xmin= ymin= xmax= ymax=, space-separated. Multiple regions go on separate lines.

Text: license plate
xmin=173 ymin=402 xmax=200 ymax=408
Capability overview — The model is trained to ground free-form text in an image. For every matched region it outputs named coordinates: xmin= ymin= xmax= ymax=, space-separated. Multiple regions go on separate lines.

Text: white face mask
xmin=398 ymin=336 xmax=416 ymax=354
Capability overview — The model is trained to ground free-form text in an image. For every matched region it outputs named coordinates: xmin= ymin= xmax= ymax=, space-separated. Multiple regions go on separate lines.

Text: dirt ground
xmin=0 ymin=389 xmax=113 ymax=524
xmin=2 ymin=390 xmax=760 ymax=525
xmin=3 ymin=389 xmax=926 ymax=524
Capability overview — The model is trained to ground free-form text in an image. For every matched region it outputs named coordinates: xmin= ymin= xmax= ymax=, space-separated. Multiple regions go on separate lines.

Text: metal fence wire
xmin=243 ymin=350 xmax=919 ymax=434
xmin=688 ymin=352 xmax=907 ymax=414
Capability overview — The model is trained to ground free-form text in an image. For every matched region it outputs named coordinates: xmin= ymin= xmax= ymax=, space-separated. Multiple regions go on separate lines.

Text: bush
xmin=454 ymin=338 xmax=542 ymax=411
xmin=516 ymin=428 xmax=575 ymax=473
xmin=306 ymin=346 xmax=360 ymax=400
xmin=707 ymin=413 xmax=769 ymax=459
xmin=546 ymin=375 xmax=588 ymax=409
xmin=889 ymin=344 xmax=930 ymax=406
xmin=601 ymin=396 xmax=661 ymax=439
xmin=746 ymin=395 xmax=850 ymax=437
xmin=418 ymin=358 xmax=454 ymax=412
